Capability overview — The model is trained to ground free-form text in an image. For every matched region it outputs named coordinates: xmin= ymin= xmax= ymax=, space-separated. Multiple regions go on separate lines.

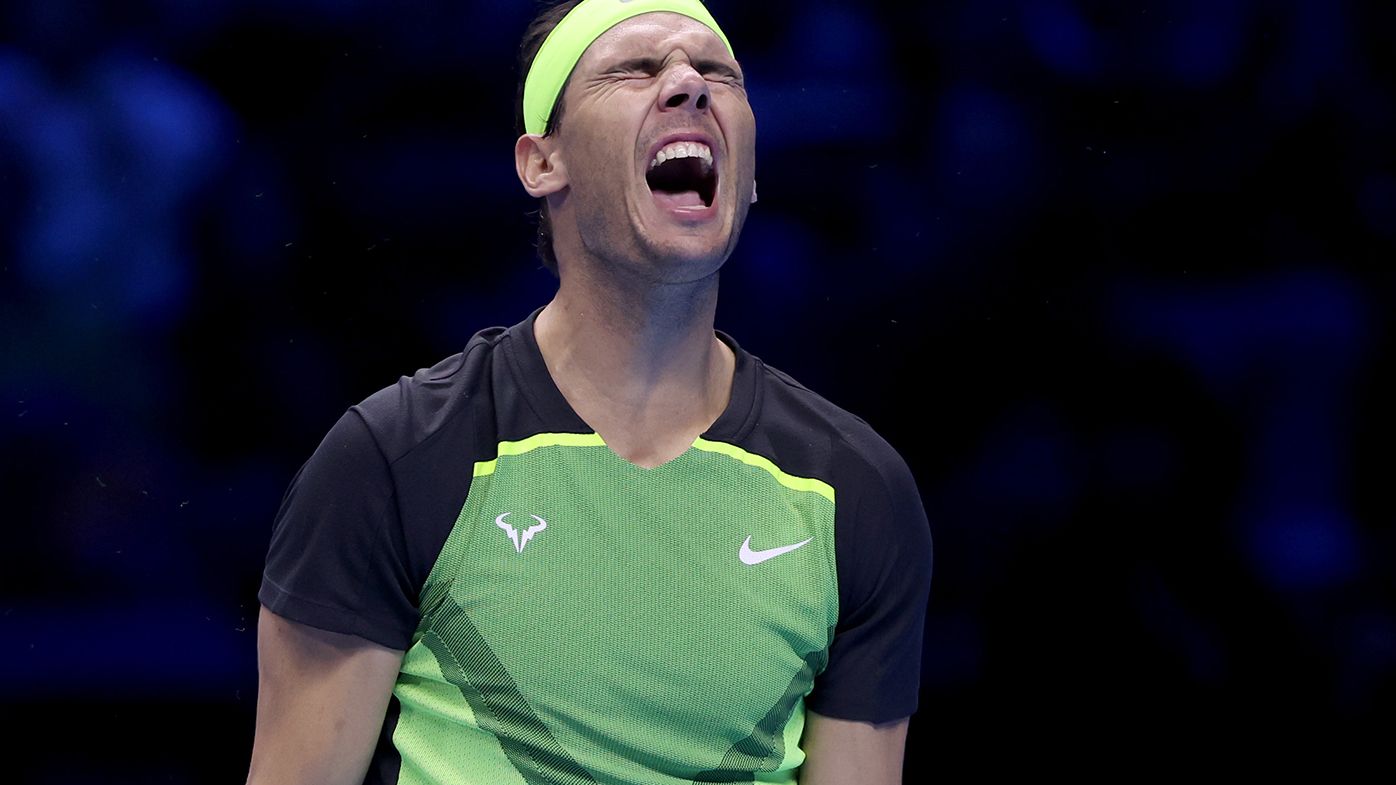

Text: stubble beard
xmin=574 ymin=193 xmax=736 ymax=286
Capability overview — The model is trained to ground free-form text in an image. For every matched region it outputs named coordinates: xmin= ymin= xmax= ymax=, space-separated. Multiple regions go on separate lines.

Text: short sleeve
xmin=805 ymin=447 xmax=934 ymax=722
xmin=258 ymin=408 xmax=418 ymax=650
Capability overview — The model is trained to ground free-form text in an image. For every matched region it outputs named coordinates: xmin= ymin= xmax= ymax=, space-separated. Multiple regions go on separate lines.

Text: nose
xmin=657 ymin=63 xmax=711 ymax=114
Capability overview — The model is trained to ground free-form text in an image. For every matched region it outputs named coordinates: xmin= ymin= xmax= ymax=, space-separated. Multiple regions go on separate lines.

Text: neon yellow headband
xmin=523 ymin=0 xmax=735 ymax=136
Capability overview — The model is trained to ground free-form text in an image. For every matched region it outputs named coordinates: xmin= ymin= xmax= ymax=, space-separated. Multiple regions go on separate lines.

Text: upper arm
xmin=259 ymin=408 xmax=421 ymax=650
xmin=806 ymin=441 xmax=932 ymax=720
xmin=799 ymin=710 xmax=909 ymax=785
xmin=246 ymin=606 xmax=405 ymax=785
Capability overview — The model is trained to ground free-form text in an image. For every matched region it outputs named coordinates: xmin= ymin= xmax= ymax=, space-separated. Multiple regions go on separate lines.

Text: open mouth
xmin=646 ymin=141 xmax=718 ymax=210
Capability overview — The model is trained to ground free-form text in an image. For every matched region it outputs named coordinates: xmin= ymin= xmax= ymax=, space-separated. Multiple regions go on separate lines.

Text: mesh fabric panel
xmin=393 ymin=436 xmax=838 ymax=785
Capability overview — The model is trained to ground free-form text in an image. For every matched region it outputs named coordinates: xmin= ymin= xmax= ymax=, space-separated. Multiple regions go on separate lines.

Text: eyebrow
xmin=607 ymin=56 xmax=742 ymax=80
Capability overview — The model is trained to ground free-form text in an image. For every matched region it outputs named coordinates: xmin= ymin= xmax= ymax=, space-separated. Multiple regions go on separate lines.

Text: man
xmin=246 ymin=1 xmax=932 ymax=783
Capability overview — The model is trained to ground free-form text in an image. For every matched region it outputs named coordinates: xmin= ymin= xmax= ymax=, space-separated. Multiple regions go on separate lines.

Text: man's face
xmin=552 ymin=12 xmax=756 ymax=280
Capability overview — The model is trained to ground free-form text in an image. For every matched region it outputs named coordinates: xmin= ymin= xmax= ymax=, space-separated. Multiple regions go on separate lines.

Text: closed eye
xmin=695 ymin=60 xmax=742 ymax=84
xmin=606 ymin=57 xmax=743 ymax=84
xmin=610 ymin=57 xmax=662 ymax=77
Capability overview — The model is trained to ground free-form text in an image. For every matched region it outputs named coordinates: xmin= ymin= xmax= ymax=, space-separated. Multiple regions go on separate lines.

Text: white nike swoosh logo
xmin=739 ymin=535 xmax=813 ymax=565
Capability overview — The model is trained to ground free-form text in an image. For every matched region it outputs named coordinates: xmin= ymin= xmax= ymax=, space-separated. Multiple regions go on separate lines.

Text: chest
xmin=417 ymin=439 xmax=836 ymax=719
xmin=398 ymin=437 xmax=838 ymax=781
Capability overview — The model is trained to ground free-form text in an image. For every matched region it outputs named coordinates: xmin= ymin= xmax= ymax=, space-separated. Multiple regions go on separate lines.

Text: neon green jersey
xmin=260 ymin=308 xmax=933 ymax=785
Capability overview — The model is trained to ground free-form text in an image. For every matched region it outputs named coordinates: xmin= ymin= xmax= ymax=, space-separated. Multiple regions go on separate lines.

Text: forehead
xmin=575 ymin=12 xmax=734 ymax=70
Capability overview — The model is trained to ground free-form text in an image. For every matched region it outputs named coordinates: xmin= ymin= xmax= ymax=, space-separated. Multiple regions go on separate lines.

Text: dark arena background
xmin=3 ymin=0 xmax=1394 ymax=781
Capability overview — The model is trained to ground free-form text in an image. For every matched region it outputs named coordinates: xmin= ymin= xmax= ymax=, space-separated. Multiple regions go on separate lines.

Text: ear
xmin=515 ymin=134 xmax=569 ymax=198
xmin=750 ymin=179 xmax=758 ymax=204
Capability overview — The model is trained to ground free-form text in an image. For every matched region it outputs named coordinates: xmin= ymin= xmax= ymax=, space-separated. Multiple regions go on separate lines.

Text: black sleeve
xmin=806 ymin=445 xmax=934 ymax=722
xmin=258 ymin=408 xmax=419 ymax=650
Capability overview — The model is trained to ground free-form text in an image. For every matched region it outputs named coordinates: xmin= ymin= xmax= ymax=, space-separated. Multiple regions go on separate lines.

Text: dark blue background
xmin=2 ymin=0 xmax=1393 ymax=780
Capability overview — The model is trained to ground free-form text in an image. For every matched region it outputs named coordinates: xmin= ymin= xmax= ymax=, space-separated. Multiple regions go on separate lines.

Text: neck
xmin=533 ymin=255 xmax=735 ymax=467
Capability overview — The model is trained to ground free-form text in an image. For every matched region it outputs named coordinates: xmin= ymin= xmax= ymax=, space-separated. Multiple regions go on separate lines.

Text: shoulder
xmin=350 ymin=325 xmax=511 ymax=464
xmin=752 ymin=353 xmax=932 ymax=624
xmin=752 ymin=357 xmax=917 ymax=501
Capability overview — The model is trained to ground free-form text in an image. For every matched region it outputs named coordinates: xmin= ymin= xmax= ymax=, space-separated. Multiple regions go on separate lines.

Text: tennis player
xmin=247 ymin=2 xmax=932 ymax=783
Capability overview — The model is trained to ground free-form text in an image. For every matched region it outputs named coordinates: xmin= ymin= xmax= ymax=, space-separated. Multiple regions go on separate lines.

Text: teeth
xmin=650 ymin=141 xmax=714 ymax=171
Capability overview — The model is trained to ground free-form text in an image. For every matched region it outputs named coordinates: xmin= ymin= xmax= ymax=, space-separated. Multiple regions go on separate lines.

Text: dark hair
xmin=517 ymin=0 xmax=587 ymax=276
